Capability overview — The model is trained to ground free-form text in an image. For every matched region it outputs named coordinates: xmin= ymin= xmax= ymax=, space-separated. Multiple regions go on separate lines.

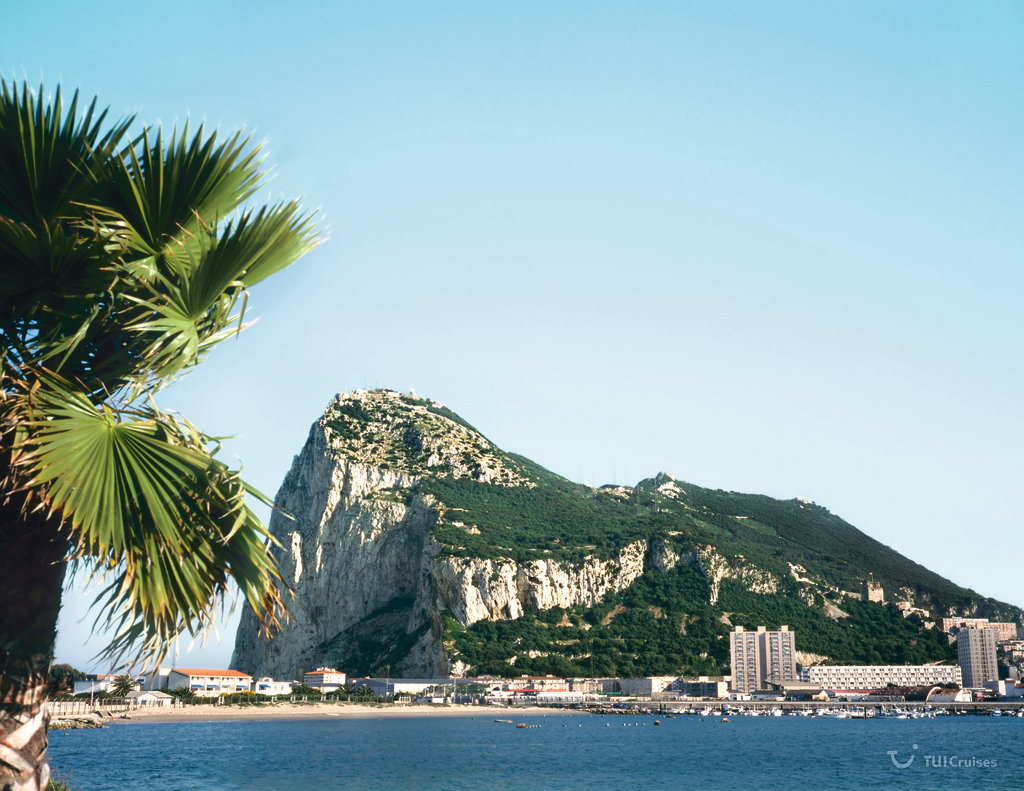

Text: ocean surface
xmin=48 ymin=712 xmax=1024 ymax=790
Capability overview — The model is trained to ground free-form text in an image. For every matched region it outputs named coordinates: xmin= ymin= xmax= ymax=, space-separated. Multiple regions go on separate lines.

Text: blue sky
xmin=4 ymin=1 xmax=1022 ymax=672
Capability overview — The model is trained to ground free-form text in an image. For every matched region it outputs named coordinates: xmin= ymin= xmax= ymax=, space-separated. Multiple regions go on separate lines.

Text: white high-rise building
xmin=730 ymin=626 xmax=797 ymax=693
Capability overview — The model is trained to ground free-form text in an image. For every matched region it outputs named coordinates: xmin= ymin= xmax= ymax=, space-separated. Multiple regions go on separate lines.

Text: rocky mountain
xmin=231 ymin=389 xmax=1021 ymax=679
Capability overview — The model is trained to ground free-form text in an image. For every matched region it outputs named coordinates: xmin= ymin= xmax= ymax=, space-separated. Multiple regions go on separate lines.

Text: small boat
xmin=653 ymin=720 xmax=661 ymax=726
xmin=721 ymin=717 xmax=730 ymax=723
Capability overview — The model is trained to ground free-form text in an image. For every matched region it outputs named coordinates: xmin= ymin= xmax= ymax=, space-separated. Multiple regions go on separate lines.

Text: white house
xmin=72 ymin=674 xmax=120 ymax=696
xmin=126 ymin=690 xmax=173 ymax=707
xmin=254 ymin=678 xmax=294 ymax=695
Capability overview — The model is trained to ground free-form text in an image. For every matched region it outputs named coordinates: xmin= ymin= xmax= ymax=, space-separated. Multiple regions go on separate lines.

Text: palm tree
xmin=0 ymin=82 xmax=318 ymax=790
xmin=109 ymin=675 xmax=135 ymax=699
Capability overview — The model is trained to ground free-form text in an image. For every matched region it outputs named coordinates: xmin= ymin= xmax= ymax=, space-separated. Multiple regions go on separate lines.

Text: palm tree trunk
xmin=0 ymin=502 xmax=67 ymax=791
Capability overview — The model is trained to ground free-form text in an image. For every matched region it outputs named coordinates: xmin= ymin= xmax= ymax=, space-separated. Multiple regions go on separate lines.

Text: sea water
xmin=47 ymin=713 xmax=1024 ymax=790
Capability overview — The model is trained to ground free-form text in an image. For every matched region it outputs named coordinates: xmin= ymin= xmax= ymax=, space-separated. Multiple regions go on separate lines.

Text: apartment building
xmin=941 ymin=618 xmax=1019 ymax=641
xmin=730 ymin=625 xmax=797 ymax=693
xmin=801 ymin=664 xmax=962 ymax=690
xmin=958 ymin=626 xmax=999 ymax=688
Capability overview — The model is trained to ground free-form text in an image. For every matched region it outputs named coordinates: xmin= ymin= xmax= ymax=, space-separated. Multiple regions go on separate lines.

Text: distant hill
xmin=232 ymin=389 xmax=1020 ymax=679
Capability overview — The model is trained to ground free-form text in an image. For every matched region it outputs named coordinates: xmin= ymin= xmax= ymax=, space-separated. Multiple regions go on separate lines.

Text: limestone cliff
xmin=232 ymin=391 xmax=707 ymax=677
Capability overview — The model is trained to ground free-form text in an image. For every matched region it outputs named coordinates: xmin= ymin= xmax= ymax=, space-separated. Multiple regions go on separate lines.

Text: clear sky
xmin=4 ymin=1 xmax=1021 ymax=673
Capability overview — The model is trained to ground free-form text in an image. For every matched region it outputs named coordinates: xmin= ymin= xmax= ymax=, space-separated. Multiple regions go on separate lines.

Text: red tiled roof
xmin=171 ymin=668 xmax=252 ymax=678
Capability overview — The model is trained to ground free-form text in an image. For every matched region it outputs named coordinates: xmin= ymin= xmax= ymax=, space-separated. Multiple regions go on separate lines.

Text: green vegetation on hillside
xmin=446 ymin=566 xmax=958 ymax=677
xmin=425 ymin=463 xmax=1016 ymax=622
xmin=424 ymin=476 xmax=649 ymax=563
xmin=674 ymin=485 xmax=993 ymax=616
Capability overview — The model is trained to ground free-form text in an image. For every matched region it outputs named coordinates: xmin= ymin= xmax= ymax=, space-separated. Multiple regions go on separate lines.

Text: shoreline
xmin=53 ymin=698 xmax=1024 ymax=727
xmin=103 ymin=703 xmax=579 ymax=724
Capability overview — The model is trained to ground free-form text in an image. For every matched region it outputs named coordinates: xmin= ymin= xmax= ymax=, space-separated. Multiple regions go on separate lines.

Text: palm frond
xmin=212 ymin=201 xmax=320 ymax=290
xmin=108 ymin=201 xmax=317 ymax=385
xmin=81 ymin=125 xmax=264 ymax=260
xmin=18 ymin=376 xmax=287 ymax=666
xmin=0 ymin=81 xmax=131 ymax=224
xmin=0 ymin=217 xmax=117 ymax=304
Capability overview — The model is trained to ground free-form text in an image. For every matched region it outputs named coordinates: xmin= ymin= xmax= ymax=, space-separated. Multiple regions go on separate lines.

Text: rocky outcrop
xmin=648 ymin=539 xmax=680 ymax=573
xmin=688 ymin=546 xmax=778 ymax=605
xmin=431 ymin=541 xmax=648 ymax=627
xmin=232 ymin=391 xmax=681 ymax=678
xmin=796 ymin=650 xmax=831 ymax=666
xmin=231 ymin=411 xmax=442 ymax=678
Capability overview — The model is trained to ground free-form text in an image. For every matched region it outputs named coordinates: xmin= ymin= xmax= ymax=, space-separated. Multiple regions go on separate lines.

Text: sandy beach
xmin=110 ymin=703 xmax=580 ymax=724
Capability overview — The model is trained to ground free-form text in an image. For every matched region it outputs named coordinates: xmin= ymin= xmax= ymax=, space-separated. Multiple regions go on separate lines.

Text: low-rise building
xmin=566 ymin=678 xmax=603 ymax=694
xmin=254 ymin=678 xmax=294 ymax=695
xmin=145 ymin=668 xmax=253 ymax=696
xmin=983 ymin=680 xmax=1024 ymax=699
xmin=72 ymin=674 xmax=120 ymax=696
xmin=126 ymin=690 xmax=173 ymax=707
xmin=303 ymin=667 xmax=347 ymax=692
xmin=351 ymin=678 xmax=454 ymax=697
xmin=864 ymin=685 xmax=941 ymax=703
xmin=801 ymin=664 xmax=961 ymax=691
xmin=672 ymin=677 xmax=729 ymax=699
xmin=767 ymin=681 xmax=829 ymax=701
xmin=505 ymin=676 xmax=568 ymax=692
xmin=614 ymin=677 xmax=677 ymax=697
xmin=928 ymin=688 xmax=972 ymax=703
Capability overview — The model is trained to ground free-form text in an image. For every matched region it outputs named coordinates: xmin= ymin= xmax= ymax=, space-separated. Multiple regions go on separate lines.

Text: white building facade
xmin=801 ymin=664 xmax=962 ymax=690
xmin=303 ymin=667 xmax=347 ymax=691
xmin=254 ymin=678 xmax=294 ymax=695
xmin=614 ymin=677 xmax=677 ymax=697
xmin=143 ymin=667 xmax=252 ymax=697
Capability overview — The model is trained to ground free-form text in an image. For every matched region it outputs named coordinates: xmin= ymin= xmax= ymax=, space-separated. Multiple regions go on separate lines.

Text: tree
xmin=109 ymin=675 xmax=135 ymax=698
xmin=0 ymin=82 xmax=317 ymax=790
xmin=45 ymin=664 xmax=85 ymax=696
